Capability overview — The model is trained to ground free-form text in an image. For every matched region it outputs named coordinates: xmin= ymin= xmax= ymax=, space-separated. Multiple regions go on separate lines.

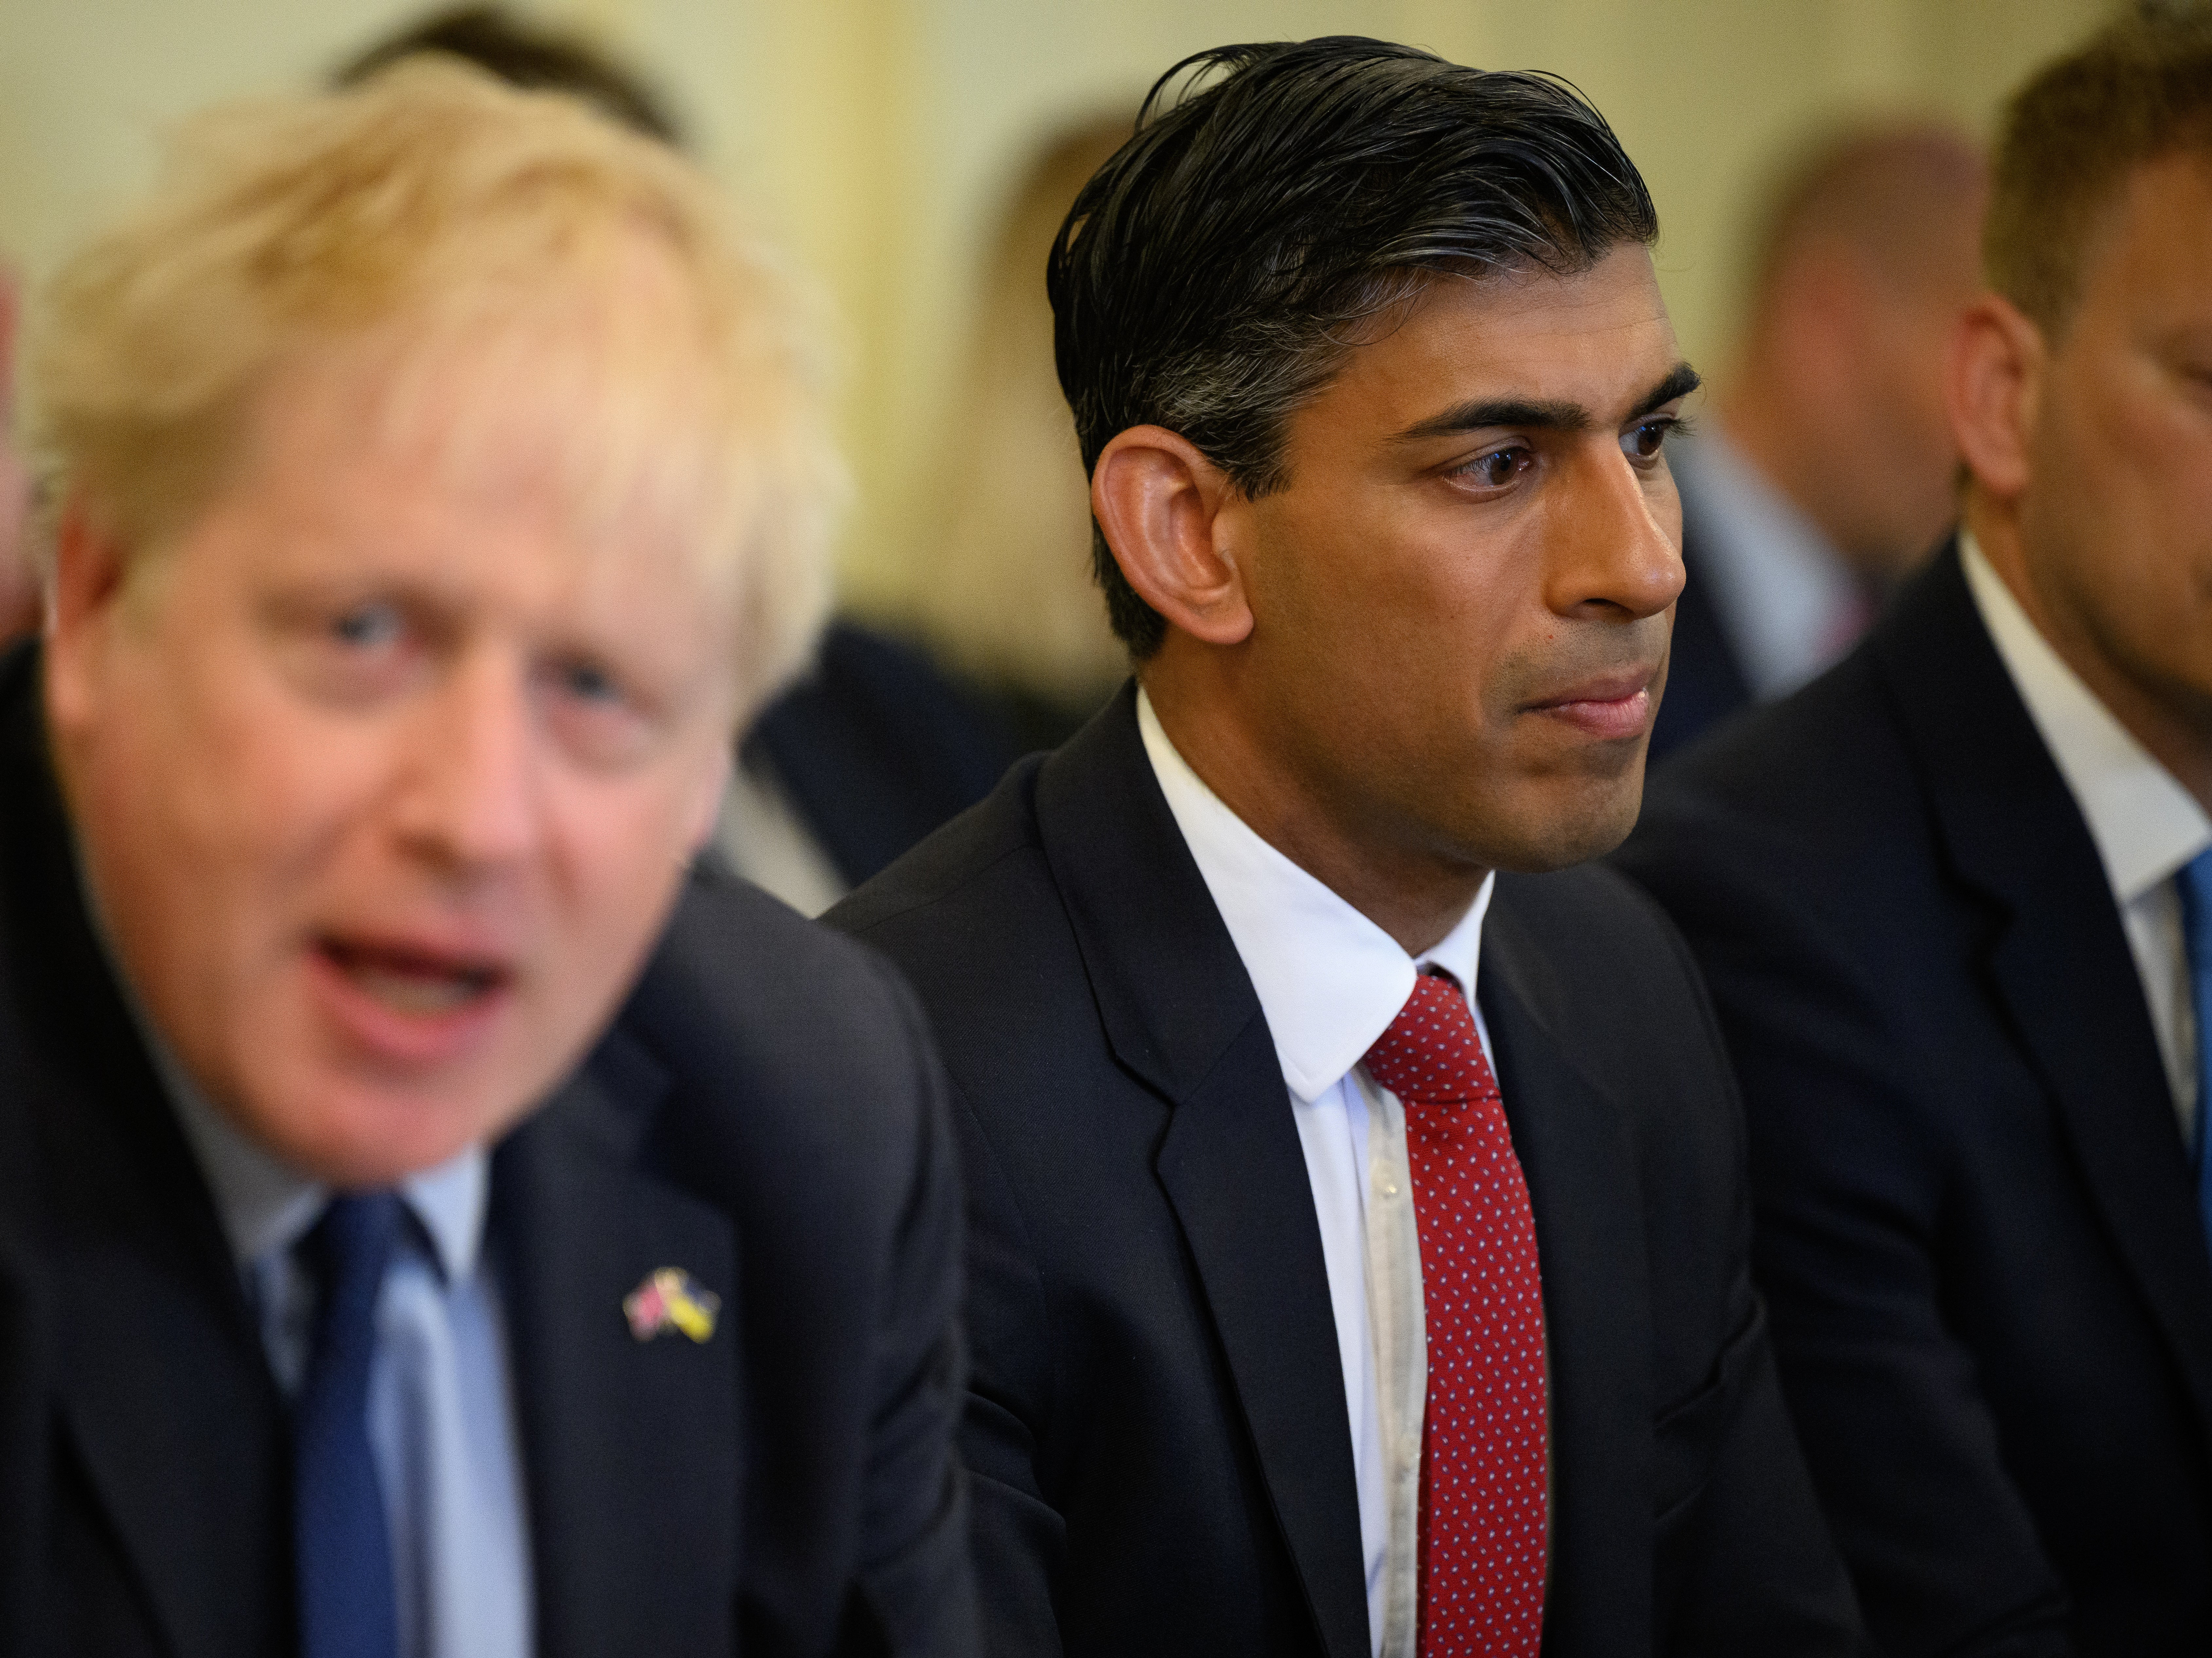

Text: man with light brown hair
xmin=1621 ymin=12 xmax=2212 ymax=1654
xmin=0 ymin=61 xmax=971 ymax=1658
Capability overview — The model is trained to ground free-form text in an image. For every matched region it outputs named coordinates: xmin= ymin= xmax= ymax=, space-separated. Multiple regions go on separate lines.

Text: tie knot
xmin=1362 ymin=969 xmax=1493 ymax=1104
xmin=302 ymin=1190 xmax=405 ymax=1308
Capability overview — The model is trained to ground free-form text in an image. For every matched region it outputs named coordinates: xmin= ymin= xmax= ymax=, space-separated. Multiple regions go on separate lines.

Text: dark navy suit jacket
xmin=0 ymin=647 xmax=975 ymax=1658
xmin=1619 ymin=542 xmax=2212 ymax=1657
xmin=827 ymin=688 xmax=1863 ymax=1658
xmin=747 ymin=622 xmax=1025 ymax=889
xmin=1647 ymin=526 xmax=1754 ymax=763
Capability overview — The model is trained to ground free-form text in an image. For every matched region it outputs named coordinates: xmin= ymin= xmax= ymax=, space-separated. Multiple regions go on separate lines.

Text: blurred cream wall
xmin=0 ymin=0 xmax=2120 ymax=610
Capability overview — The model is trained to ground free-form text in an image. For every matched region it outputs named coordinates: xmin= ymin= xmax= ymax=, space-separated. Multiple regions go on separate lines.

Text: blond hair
xmin=33 ymin=57 xmax=841 ymax=718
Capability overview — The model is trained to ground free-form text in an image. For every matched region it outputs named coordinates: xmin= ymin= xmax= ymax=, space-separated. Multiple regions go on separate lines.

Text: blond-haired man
xmin=0 ymin=63 xmax=971 ymax=1658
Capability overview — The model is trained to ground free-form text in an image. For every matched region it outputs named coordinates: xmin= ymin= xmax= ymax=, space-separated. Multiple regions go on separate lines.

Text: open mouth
xmin=318 ymin=938 xmax=511 ymax=1018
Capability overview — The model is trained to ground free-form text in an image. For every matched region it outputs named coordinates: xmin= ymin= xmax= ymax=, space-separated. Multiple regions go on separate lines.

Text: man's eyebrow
xmin=1629 ymin=361 xmax=1704 ymax=421
xmin=1392 ymin=360 xmax=1704 ymax=443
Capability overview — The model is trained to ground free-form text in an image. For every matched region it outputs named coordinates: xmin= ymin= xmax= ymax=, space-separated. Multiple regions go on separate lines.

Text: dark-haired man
xmin=829 ymin=37 xmax=1860 ymax=1658
xmin=1618 ymin=15 xmax=2212 ymax=1656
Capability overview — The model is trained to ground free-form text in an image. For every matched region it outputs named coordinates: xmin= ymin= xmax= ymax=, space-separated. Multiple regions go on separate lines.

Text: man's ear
xmin=43 ymin=496 xmax=131 ymax=733
xmin=1092 ymin=425 xmax=1253 ymax=647
xmin=1946 ymin=293 xmax=2041 ymax=501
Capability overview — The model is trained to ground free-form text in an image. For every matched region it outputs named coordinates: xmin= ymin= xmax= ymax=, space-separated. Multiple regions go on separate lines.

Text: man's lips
xmin=308 ymin=935 xmax=517 ymax=1065
xmin=1523 ymin=668 xmax=1660 ymax=741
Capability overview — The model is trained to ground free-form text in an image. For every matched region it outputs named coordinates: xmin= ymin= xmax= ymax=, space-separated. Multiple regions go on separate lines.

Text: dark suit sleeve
xmin=0 ymin=1217 xmax=46 ymax=1658
xmin=1642 ymin=907 xmax=1870 ymax=1656
xmin=946 ymin=1074 xmax=1065 ymax=1657
xmin=843 ymin=959 xmax=980 ymax=1658
xmin=1621 ymin=824 xmax=2074 ymax=1658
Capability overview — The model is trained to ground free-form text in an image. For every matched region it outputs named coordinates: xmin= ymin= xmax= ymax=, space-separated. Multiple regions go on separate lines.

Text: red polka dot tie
xmin=1362 ymin=968 xmax=1547 ymax=1658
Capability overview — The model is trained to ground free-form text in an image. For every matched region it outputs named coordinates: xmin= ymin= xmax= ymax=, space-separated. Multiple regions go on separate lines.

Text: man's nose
xmin=1544 ymin=441 xmax=1685 ymax=622
xmin=391 ymin=651 xmax=543 ymax=875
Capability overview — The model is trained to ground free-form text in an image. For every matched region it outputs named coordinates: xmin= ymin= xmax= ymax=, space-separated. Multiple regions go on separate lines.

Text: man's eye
xmin=1622 ymin=419 xmax=1675 ymax=462
xmin=330 ymin=602 xmax=404 ymax=649
xmin=557 ymin=661 xmax=623 ymax=705
xmin=1458 ymin=447 xmax=1529 ymax=489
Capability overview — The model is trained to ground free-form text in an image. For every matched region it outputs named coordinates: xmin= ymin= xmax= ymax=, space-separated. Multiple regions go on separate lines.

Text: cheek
xmin=534 ymin=762 xmax=720 ymax=974
xmin=85 ymin=630 xmax=374 ymax=918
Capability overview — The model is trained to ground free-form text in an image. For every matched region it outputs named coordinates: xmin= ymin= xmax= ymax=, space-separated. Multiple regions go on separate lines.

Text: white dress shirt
xmin=1138 ymin=688 xmax=1497 ymax=1658
xmin=1963 ymin=533 xmax=2212 ymax=1139
xmin=1672 ymin=429 xmax=1872 ymax=699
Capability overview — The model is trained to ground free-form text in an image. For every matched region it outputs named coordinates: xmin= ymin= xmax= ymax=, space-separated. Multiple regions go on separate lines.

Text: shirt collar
xmin=1137 ymin=686 xmax=1494 ymax=1103
xmin=71 ymin=839 xmax=489 ymax=1282
xmin=156 ymin=1047 xmax=489 ymax=1284
xmin=1962 ymin=529 xmax=2212 ymax=904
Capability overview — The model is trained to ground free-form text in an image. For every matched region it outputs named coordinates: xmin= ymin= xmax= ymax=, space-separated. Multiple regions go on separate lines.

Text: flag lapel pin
xmin=624 ymin=1266 xmax=721 ymax=1343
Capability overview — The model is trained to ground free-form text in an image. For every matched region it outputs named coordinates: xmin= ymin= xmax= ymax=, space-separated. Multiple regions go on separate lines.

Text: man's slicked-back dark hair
xmin=1050 ymin=37 xmax=1659 ymax=657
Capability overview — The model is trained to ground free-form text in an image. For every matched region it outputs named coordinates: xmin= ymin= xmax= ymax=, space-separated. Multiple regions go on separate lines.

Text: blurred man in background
xmin=343 ymin=6 xmax=1023 ymax=916
xmin=0 ymin=272 xmax=36 ymax=641
xmin=0 ymin=63 xmax=970 ymax=1658
xmin=903 ymin=113 xmax=1134 ymax=755
xmin=1621 ymin=15 xmax=2212 ymax=1653
xmin=1651 ymin=119 xmax=1987 ymax=758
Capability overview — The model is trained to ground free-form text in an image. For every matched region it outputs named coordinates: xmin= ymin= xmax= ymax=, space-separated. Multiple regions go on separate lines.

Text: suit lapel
xmin=44 ymin=1071 xmax=294 ymax=1658
xmin=1035 ymin=689 xmax=1371 ymax=1658
xmin=1877 ymin=545 xmax=2212 ymax=1426
xmin=0 ymin=651 xmax=293 ymax=1658
xmin=493 ymin=1028 xmax=742 ymax=1658
xmin=1478 ymin=905 xmax=1654 ymax=1658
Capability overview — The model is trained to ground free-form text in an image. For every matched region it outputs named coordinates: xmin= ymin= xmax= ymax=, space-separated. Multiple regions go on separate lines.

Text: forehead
xmin=154 ymin=341 xmax=733 ymax=664
xmin=1308 ymin=247 xmax=1678 ymax=430
xmin=215 ymin=297 xmax=730 ymax=592
xmin=2077 ymin=151 xmax=2212 ymax=328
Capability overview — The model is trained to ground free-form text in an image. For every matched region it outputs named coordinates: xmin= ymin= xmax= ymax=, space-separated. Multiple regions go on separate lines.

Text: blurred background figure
xmin=896 ymin=115 xmax=1132 ymax=755
xmin=338 ymin=0 xmax=683 ymax=136
xmin=1653 ymin=118 xmax=1989 ymax=759
xmin=0 ymin=270 xmax=31 ymax=642
xmin=342 ymin=6 xmax=1024 ymax=917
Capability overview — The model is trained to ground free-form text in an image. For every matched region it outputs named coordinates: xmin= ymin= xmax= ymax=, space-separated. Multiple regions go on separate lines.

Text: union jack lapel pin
xmin=624 ymin=1266 xmax=721 ymax=1343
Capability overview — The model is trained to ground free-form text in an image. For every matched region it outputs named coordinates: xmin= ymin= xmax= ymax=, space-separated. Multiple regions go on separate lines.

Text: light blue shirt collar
xmin=163 ymin=1070 xmax=488 ymax=1286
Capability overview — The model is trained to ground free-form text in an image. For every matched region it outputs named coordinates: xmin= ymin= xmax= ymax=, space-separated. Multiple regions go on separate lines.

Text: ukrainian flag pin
xmin=624 ymin=1266 xmax=721 ymax=1343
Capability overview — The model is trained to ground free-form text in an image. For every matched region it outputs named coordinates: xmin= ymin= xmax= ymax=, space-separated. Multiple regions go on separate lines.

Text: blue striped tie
xmin=295 ymin=1192 xmax=403 ymax=1658
xmin=2182 ymin=851 xmax=2212 ymax=1257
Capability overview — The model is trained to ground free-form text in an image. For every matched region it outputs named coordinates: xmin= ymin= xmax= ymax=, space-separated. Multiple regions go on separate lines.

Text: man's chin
xmin=1473 ymin=773 xmax=1647 ymax=875
xmin=230 ymin=1075 xmax=519 ymax=1188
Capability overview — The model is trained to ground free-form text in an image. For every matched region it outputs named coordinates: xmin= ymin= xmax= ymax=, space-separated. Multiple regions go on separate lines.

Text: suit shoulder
xmin=825 ymin=756 xmax=1047 ymax=940
xmin=1488 ymin=862 xmax=1710 ymax=1030
xmin=1657 ymin=648 xmax=1904 ymax=819
xmin=824 ymin=758 xmax=1087 ymax=1031
xmin=1624 ymin=645 xmax=1928 ymax=902
xmin=622 ymin=863 xmax=937 ymax=1131
xmin=1492 ymin=858 xmax=1675 ymax=948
